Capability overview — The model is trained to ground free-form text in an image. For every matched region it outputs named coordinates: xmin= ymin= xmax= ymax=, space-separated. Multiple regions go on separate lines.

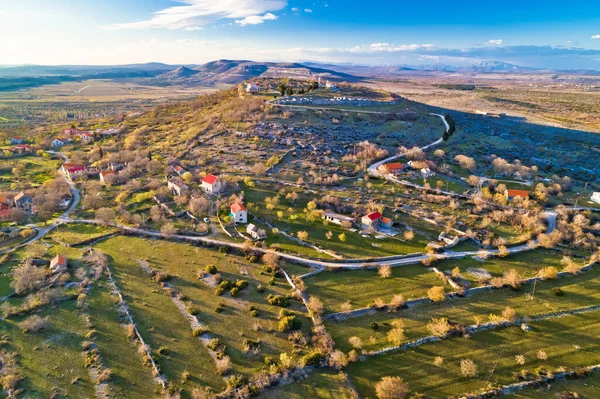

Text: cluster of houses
xmin=4 ymin=137 xmax=35 ymax=157
xmin=52 ymin=128 xmax=96 ymax=148
xmin=0 ymin=192 xmax=33 ymax=221
xmin=377 ymin=161 xmax=436 ymax=179
xmin=246 ymin=82 xmax=260 ymax=94
xmin=227 ymin=200 xmax=267 ymax=239
xmin=321 ymin=210 xmax=393 ymax=232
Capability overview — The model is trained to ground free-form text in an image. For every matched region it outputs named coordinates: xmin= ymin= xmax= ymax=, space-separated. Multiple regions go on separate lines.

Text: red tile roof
xmin=50 ymin=255 xmax=67 ymax=267
xmin=506 ymin=189 xmax=529 ymax=199
xmin=381 ymin=217 xmax=392 ymax=224
xmin=365 ymin=211 xmax=382 ymax=220
xmin=382 ymin=162 xmax=404 ymax=170
xmin=202 ymin=174 xmax=218 ymax=185
xmin=230 ymin=202 xmax=246 ymax=212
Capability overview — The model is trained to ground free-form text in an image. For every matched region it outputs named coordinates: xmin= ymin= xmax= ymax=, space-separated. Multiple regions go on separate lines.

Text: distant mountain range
xmin=0 ymin=59 xmax=598 ymax=92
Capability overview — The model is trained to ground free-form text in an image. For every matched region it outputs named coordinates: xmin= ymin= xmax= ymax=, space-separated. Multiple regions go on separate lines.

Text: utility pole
xmin=531 ymin=279 xmax=537 ymax=300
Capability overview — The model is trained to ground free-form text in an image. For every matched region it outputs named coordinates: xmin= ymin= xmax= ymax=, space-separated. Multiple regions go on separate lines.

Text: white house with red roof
xmin=52 ymin=138 xmax=66 ymax=147
xmin=50 ymin=255 xmax=68 ymax=274
xmin=62 ymin=163 xmax=85 ymax=180
xmin=170 ymin=164 xmax=187 ymax=177
xmin=201 ymin=174 xmax=222 ymax=194
xmin=230 ymin=202 xmax=247 ymax=223
xmin=12 ymin=144 xmax=33 ymax=155
xmin=9 ymin=137 xmax=23 ymax=144
xmin=246 ymin=82 xmax=260 ymax=94
xmin=99 ymin=170 xmax=117 ymax=183
xmin=78 ymin=132 xmax=95 ymax=143
xmin=361 ymin=211 xmax=382 ymax=228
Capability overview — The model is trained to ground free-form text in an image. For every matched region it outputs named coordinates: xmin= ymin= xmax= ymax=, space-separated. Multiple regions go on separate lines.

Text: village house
xmin=63 ymin=128 xmax=79 ymax=137
xmin=592 ymin=192 xmax=600 ymax=205
xmin=12 ymin=144 xmax=33 ymax=155
xmin=50 ymin=255 xmax=68 ymax=274
xmin=51 ymin=138 xmax=66 ymax=147
xmin=246 ymin=82 xmax=260 ymax=94
xmin=78 ymin=132 xmax=95 ymax=143
xmin=9 ymin=137 xmax=23 ymax=144
xmin=62 ymin=163 xmax=85 ymax=180
xmin=13 ymin=192 xmax=32 ymax=211
xmin=170 ymin=164 xmax=187 ymax=177
xmin=505 ymin=189 xmax=529 ymax=201
xmin=99 ymin=170 xmax=117 ymax=184
xmin=377 ymin=162 xmax=405 ymax=176
xmin=421 ymin=168 xmax=436 ymax=178
xmin=167 ymin=178 xmax=188 ymax=196
xmin=201 ymin=174 xmax=222 ymax=194
xmin=325 ymin=81 xmax=338 ymax=91
xmin=230 ymin=202 xmax=248 ymax=224
xmin=439 ymin=232 xmax=460 ymax=247
xmin=380 ymin=217 xmax=393 ymax=228
xmin=246 ymin=223 xmax=266 ymax=240
xmin=361 ymin=211 xmax=382 ymax=228
xmin=0 ymin=209 xmax=11 ymax=222
xmin=0 ymin=196 xmax=11 ymax=210
xmin=322 ymin=211 xmax=355 ymax=226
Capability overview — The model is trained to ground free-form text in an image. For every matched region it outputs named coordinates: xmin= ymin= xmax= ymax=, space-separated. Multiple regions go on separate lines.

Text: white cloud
xmin=185 ymin=26 xmax=204 ymax=31
xmin=108 ymin=0 xmax=286 ymax=30
xmin=488 ymin=39 xmax=503 ymax=45
xmin=236 ymin=12 xmax=278 ymax=26
xmin=304 ymin=8 xmax=313 ymax=12
xmin=592 ymin=35 xmax=600 ymax=39
xmin=291 ymin=7 xmax=299 ymax=11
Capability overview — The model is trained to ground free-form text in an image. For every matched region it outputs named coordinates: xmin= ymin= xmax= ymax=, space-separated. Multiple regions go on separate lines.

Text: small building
xmin=79 ymin=132 xmax=95 ymax=143
xmin=592 ymin=192 xmax=600 ymax=205
xmin=380 ymin=217 xmax=393 ymax=228
xmin=438 ymin=232 xmax=459 ymax=246
xmin=322 ymin=212 xmax=354 ymax=226
xmin=13 ymin=192 xmax=32 ymax=210
xmin=421 ymin=168 xmax=436 ymax=178
xmin=12 ymin=144 xmax=33 ymax=155
xmin=63 ymin=128 xmax=79 ymax=136
xmin=99 ymin=170 xmax=117 ymax=184
xmin=62 ymin=164 xmax=85 ymax=180
xmin=246 ymin=82 xmax=260 ymax=94
xmin=52 ymin=138 xmax=66 ymax=147
xmin=201 ymin=174 xmax=222 ymax=194
xmin=378 ymin=162 xmax=405 ymax=176
xmin=247 ymin=223 xmax=266 ymax=239
xmin=230 ymin=202 xmax=247 ymax=224
xmin=505 ymin=189 xmax=529 ymax=201
xmin=0 ymin=209 xmax=11 ymax=221
xmin=170 ymin=164 xmax=187 ymax=177
xmin=168 ymin=178 xmax=188 ymax=196
xmin=325 ymin=81 xmax=338 ymax=91
xmin=50 ymin=255 xmax=68 ymax=274
xmin=9 ymin=137 xmax=23 ymax=144
xmin=361 ymin=211 xmax=382 ymax=228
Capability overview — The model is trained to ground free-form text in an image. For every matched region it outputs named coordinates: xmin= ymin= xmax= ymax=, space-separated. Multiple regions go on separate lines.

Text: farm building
xmin=50 ymin=255 xmax=68 ymax=274
xmin=505 ymin=189 xmax=529 ymax=200
xmin=322 ymin=212 xmax=354 ymax=226
xmin=361 ymin=211 xmax=382 ymax=228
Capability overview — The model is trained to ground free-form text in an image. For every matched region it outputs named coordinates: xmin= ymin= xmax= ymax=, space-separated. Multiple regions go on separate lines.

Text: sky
xmin=1 ymin=0 xmax=600 ymax=69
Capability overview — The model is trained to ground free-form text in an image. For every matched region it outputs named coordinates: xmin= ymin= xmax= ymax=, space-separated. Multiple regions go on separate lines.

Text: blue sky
xmin=2 ymin=0 xmax=600 ymax=69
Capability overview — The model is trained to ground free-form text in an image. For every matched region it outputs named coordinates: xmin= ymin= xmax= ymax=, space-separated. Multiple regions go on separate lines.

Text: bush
xmin=157 ymin=346 xmax=169 ymax=355
xmin=553 ymin=287 xmax=564 ymax=296
xmin=230 ymin=287 xmax=240 ymax=297
xmin=20 ymin=315 xmax=50 ymax=333
xmin=301 ymin=351 xmax=325 ymax=367
xmin=538 ymin=266 xmax=559 ymax=280
xmin=192 ymin=327 xmax=207 ymax=337
xmin=218 ymin=246 xmax=229 ymax=254
xmin=207 ymin=338 xmax=222 ymax=351
xmin=278 ymin=315 xmax=301 ymax=332
xmin=460 ymin=359 xmax=478 ymax=378
xmin=256 ymin=284 xmax=265 ymax=293
xmin=375 ymin=376 xmax=409 ymax=399
xmin=215 ymin=287 xmax=225 ymax=296
xmin=267 ymin=294 xmax=289 ymax=307
xmin=236 ymin=280 xmax=249 ymax=290
xmin=226 ymin=374 xmax=247 ymax=389
xmin=187 ymin=306 xmax=200 ymax=315
xmin=370 ymin=322 xmax=379 ymax=330
xmin=206 ymin=265 xmax=218 ymax=274
xmin=427 ymin=286 xmax=446 ymax=302
xmin=218 ymin=279 xmax=234 ymax=290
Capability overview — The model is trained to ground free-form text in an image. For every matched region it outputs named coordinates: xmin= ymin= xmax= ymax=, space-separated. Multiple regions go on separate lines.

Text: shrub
xmin=192 ymin=327 xmax=207 ymax=337
xmin=387 ymin=327 xmax=405 ymax=346
xmin=206 ymin=265 xmax=218 ymax=274
xmin=501 ymin=306 xmax=517 ymax=322
xmin=503 ymin=268 xmax=522 ymax=289
xmin=218 ymin=279 xmax=234 ymax=290
xmin=278 ymin=315 xmax=301 ymax=332
xmin=256 ymin=284 xmax=265 ymax=293
xmin=389 ymin=294 xmax=405 ymax=310
xmin=215 ymin=287 xmax=225 ymax=296
xmin=301 ymin=351 xmax=325 ymax=367
xmin=348 ymin=336 xmax=363 ymax=350
xmin=427 ymin=286 xmax=446 ymax=302
xmin=235 ymin=280 xmax=249 ymax=290
xmin=216 ymin=355 xmax=231 ymax=375
xmin=157 ymin=346 xmax=169 ymax=355
xmin=378 ymin=265 xmax=392 ymax=278
xmin=187 ymin=306 xmax=200 ymax=315
xmin=215 ymin=303 xmax=225 ymax=313
xmin=226 ymin=374 xmax=247 ymax=389
xmin=97 ymin=368 xmax=112 ymax=383
xmin=427 ymin=318 xmax=453 ymax=337
xmin=553 ymin=287 xmax=564 ymax=296
xmin=230 ymin=287 xmax=240 ymax=297
xmin=460 ymin=359 xmax=478 ymax=378
xmin=370 ymin=322 xmax=379 ymax=330
xmin=375 ymin=376 xmax=409 ymax=399
xmin=433 ymin=356 xmax=444 ymax=367
xmin=20 ymin=315 xmax=50 ymax=333
xmin=538 ymin=266 xmax=559 ymax=280
xmin=207 ymin=338 xmax=222 ymax=351
xmin=267 ymin=294 xmax=289 ymax=307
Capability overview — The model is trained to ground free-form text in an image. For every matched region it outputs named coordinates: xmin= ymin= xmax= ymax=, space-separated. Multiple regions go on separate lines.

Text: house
xmin=52 ymin=138 xmax=66 ymax=147
xmin=322 ymin=212 xmax=354 ymax=226
xmin=381 ymin=217 xmax=393 ymax=228
xmin=246 ymin=82 xmax=260 ymax=94
xmin=9 ymin=137 xmax=23 ymax=144
xmin=12 ymin=144 xmax=33 ymax=155
xmin=63 ymin=128 xmax=79 ymax=137
xmin=421 ymin=168 xmax=436 ymax=178
xmin=0 ymin=196 xmax=11 ymax=210
xmin=505 ymin=189 xmax=529 ymax=201
xmin=592 ymin=192 xmax=600 ymax=205
xmin=377 ymin=162 xmax=405 ymax=176
xmin=168 ymin=178 xmax=188 ymax=196
xmin=50 ymin=255 xmax=68 ymax=274
xmin=246 ymin=223 xmax=266 ymax=239
xmin=0 ymin=209 xmax=11 ymax=222
xmin=79 ymin=132 xmax=95 ymax=143
xmin=361 ymin=211 xmax=382 ymax=228
xmin=325 ymin=81 xmax=338 ymax=91
xmin=201 ymin=174 xmax=222 ymax=194
xmin=99 ymin=170 xmax=117 ymax=184
xmin=62 ymin=163 xmax=85 ymax=180
xmin=230 ymin=202 xmax=247 ymax=224
xmin=13 ymin=192 xmax=32 ymax=211
xmin=170 ymin=164 xmax=187 ymax=177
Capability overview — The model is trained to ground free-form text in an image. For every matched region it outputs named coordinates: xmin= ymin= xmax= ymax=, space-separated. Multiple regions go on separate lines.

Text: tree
xmin=460 ymin=359 xmax=478 ymax=378
xmin=338 ymin=232 xmax=346 ymax=242
xmin=307 ymin=296 xmax=324 ymax=316
xmin=161 ymin=222 xmax=176 ymax=238
xmin=378 ymin=265 xmax=392 ymax=278
xmin=348 ymin=336 xmax=363 ymax=350
xmin=297 ymin=231 xmax=309 ymax=241
xmin=189 ymin=197 xmax=209 ymax=217
xmin=375 ymin=376 xmax=409 ymax=399
xmin=387 ymin=324 xmax=405 ymax=346
xmin=427 ymin=286 xmax=446 ymax=302
xmin=262 ymin=252 xmax=281 ymax=268
xmin=11 ymin=262 xmax=47 ymax=295
xmin=427 ymin=318 xmax=452 ymax=337
xmin=95 ymin=207 xmax=116 ymax=225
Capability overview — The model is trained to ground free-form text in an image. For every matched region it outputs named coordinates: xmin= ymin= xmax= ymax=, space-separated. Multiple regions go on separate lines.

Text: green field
xmin=0 ymin=156 xmax=60 ymax=190
xmin=259 ymin=371 xmax=356 ymax=399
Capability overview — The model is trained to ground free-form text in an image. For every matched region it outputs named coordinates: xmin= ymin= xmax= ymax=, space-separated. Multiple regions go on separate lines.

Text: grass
xmin=326 ymin=264 xmax=600 ymax=353
xmin=0 ymin=156 xmax=60 ymax=190
xmin=0 ymin=301 xmax=96 ymax=397
xmin=509 ymin=371 xmax=600 ymax=398
xmin=94 ymin=237 xmax=227 ymax=394
xmin=346 ymin=311 xmax=600 ymax=399
xmin=95 ymin=236 xmax=312 ymax=380
xmin=86 ymin=282 xmax=159 ymax=398
xmin=305 ymin=264 xmax=447 ymax=314
xmin=258 ymin=371 xmax=356 ymax=399
xmin=47 ymin=223 xmax=117 ymax=245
